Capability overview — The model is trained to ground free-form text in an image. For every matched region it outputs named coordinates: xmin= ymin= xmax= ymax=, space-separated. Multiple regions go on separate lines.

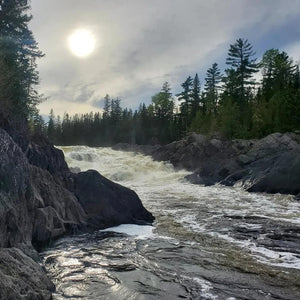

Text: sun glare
xmin=68 ymin=29 xmax=96 ymax=58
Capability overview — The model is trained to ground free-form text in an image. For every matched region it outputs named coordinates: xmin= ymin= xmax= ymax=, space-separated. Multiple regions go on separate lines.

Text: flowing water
xmin=42 ymin=146 xmax=300 ymax=299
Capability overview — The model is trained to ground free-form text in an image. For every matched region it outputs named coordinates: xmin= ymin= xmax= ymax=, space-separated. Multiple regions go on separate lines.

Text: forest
xmin=47 ymin=39 xmax=300 ymax=146
xmin=0 ymin=1 xmax=299 ymax=146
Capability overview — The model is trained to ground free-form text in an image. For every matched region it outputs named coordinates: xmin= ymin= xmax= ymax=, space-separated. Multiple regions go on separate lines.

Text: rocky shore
xmin=113 ymin=132 xmax=300 ymax=197
xmin=0 ymin=129 xmax=154 ymax=299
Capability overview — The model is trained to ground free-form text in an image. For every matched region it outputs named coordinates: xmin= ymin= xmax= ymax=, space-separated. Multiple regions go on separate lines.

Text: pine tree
xmin=0 ymin=0 xmax=43 ymax=126
xmin=47 ymin=108 xmax=55 ymax=141
xmin=205 ymin=63 xmax=222 ymax=113
xmin=225 ymin=38 xmax=258 ymax=104
xmin=191 ymin=73 xmax=201 ymax=117
xmin=102 ymin=94 xmax=111 ymax=119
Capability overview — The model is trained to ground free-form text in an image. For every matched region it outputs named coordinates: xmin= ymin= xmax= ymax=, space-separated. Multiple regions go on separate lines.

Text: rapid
xmin=42 ymin=146 xmax=300 ymax=299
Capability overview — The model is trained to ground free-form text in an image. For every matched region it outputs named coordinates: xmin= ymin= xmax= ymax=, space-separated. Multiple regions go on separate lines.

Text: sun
xmin=68 ymin=29 xmax=96 ymax=58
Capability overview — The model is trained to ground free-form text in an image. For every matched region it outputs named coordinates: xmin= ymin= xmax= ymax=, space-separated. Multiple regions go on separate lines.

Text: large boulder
xmin=69 ymin=170 xmax=154 ymax=229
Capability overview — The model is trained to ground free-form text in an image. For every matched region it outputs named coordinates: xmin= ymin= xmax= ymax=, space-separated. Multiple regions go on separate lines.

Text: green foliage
xmin=225 ymin=38 xmax=258 ymax=105
xmin=205 ymin=63 xmax=222 ymax=114
xmin=0 ymin=0 xmax=43 ymax=127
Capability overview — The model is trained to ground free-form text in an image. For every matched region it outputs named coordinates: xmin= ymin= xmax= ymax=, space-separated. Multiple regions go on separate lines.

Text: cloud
xmin=30 ymin=0 xmax=300 ymax=116
xmin=286 ymin=42 xmax=300 ymax=63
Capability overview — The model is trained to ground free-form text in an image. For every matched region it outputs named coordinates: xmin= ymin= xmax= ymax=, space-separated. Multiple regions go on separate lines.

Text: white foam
xmin=101 ymin=224 xmax=154 ymax=239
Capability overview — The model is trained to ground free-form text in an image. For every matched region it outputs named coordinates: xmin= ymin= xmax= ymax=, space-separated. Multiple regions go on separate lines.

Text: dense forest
xmin=47 ymin=39 xmax=300 ymax=146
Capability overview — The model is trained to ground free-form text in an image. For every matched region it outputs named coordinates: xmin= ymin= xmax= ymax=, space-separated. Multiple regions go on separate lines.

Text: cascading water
xmin=42 ymin=146 xmax=300 ymax=300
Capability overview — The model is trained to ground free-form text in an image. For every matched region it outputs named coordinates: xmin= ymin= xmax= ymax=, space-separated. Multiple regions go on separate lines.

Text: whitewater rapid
xmin=42 ymin=146 xmax=300 ymax=299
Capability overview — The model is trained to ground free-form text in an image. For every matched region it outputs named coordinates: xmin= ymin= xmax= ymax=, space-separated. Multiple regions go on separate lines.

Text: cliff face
xmin=0 ymin=128 xmax=154 ymax=299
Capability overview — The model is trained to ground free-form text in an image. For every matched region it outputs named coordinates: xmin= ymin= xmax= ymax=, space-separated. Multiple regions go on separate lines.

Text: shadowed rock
xmin=0 ymin=248 xmax=55 ymax=300
xmin=70 ymin=170 xmax=154 ymax=229
xmin=151 ymin=132 xmax=300 ymax=195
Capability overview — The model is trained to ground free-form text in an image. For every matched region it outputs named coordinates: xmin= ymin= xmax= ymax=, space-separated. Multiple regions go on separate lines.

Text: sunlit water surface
xmin=42 ymin=146 xmax=300 ymax=299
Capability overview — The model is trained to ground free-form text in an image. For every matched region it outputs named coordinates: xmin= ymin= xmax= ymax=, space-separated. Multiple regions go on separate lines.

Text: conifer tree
xmin=205 ymin=63 xmax=222 ymax=113
xmin=191 ymin=73 xmax=201 ymax=117
xmin=0 ymin=0 xmax=43 ymax=126
xmin=225 ymin=38 xmax=258 ymax=104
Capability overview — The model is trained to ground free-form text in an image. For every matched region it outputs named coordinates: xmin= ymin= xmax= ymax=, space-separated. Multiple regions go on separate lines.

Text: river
xmin=42 ymin=146 xmax=300 ymax=299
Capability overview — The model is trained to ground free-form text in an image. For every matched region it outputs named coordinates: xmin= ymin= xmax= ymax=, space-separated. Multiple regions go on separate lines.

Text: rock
xmin=151 ymin=132 xmax=300 ymax=195
xmin=69 ymin=166 xmax=81 ymax=173
xmin=70 ymin=170 xmax=154 ymax=229
xmin=25 ymin=134 xmax=69 ymax=175
xmin=245 ymin=150 xmax=300 ymax=194
xmin=30 ymin=165 xmax=87 ymax=248
xmin=0 ymin=129 xmax=33 ymax=247
xmin=0 ymin=248 xmax=54 ymax=300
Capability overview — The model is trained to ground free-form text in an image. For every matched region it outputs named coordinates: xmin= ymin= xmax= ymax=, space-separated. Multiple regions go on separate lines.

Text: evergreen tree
xmin=102 ymin=94 xmax=111 ymax=119
xmin=0 ymin=0 xmax=43 ymax=127
xmin=191 ymin=73 xmax=201 ymax=117
xmin=47 ymin=108 xmax=55 ymax=141
xmin=225 ymin=38 xmax=258 ymax=105
xmin=152 ymin=82 xmax=174 ymax=120
xmin=205 ymin=63 xmax=222 ymax=113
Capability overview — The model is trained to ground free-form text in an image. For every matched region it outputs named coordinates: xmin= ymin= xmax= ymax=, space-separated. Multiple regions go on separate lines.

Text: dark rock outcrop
xmin=150 ymin=132 xmax=300 ymax=195
xmin=69 ymin=170 xmax=154 ymax=229
xmin=25 ymin=134 xmax=69 ymax=175
xmin=0 ymin=128 xmax=154 ymax=299
xmin=0 ymin=248 xmax=54 ymax=300
xmin=30 ymin=165 xmax=87 ymax=248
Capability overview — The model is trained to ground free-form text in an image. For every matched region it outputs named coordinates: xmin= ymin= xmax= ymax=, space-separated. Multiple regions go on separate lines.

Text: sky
xmin=29 ymin=0 xmax=300 ymax=117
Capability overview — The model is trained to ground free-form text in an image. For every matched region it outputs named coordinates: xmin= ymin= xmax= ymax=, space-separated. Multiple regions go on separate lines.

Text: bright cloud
xmin=30 ymin=0 xmax=300 ymax=116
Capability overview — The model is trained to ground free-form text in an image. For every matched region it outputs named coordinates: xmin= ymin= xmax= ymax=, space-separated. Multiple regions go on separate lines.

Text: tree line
xmin=47 ymin=38 xmax=300 ymax=146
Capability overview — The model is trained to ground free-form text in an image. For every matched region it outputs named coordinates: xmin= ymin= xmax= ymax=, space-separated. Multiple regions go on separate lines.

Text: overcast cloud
xmin=29 ymin=0 xmax=300 ymax=116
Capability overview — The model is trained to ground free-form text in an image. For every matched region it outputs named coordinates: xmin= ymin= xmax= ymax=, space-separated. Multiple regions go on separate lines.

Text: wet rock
xmin=70 ymin=170 xmax=154 ymax=229
xmin=70 ymin=152 xmax=95 ymax=162
xmin=0 ymin=247 xmax=54 ymax=300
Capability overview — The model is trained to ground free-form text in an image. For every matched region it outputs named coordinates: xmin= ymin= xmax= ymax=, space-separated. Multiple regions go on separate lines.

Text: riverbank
xmin=113 ymin=132 xmax=300 ymax=197
xmin=0 ymin=128 xmax=154 ymax=299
